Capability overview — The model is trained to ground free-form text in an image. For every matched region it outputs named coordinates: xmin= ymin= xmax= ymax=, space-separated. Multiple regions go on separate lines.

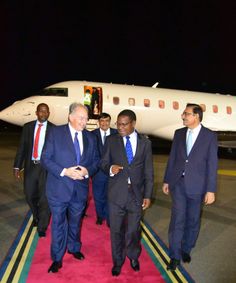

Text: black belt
xmin=32 ymin=160 xmax=40 ymax=164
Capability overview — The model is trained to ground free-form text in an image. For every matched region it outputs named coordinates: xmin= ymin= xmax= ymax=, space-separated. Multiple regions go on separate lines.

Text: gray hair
xmin=69 ymin=102 xmax=88 ymax=115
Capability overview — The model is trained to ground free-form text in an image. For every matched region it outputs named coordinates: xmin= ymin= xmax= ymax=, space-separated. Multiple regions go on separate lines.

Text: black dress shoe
xmin=167 ymin=258 xmax=180 ymax=271
xmin=130 ymin=259 xmax=140 ymax=271
xmin=48 ymin=261 xmax=62 ymax=273
xmin=96 ymin=217 xmax=103 ymax=225
xmin=112 ymin=265 xmax=121 ymax=276
xmin=182 ymin=251 xmax=191 ymax=263
xmin=68 ymin=251 xmax=85 ymax=260
xmin=38 ymin=231 xmax=46 ymax=237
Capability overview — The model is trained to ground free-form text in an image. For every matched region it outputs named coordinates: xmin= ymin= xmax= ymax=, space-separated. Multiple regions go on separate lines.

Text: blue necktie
xmin=125 ymin=136 xmax=133 ymax=164
xmin=74 ymin=132 xmax=81 ymax=164
xmin=186 ymin=130 xmax=193 ymax=155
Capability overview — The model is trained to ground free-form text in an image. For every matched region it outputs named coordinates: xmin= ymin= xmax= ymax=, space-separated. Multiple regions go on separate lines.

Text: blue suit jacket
xmin=91 ymin=127 xmax=117 ymax=180
xmin=164 ymin=125 xmax=218 ymax=195
xmin=41 ymin=124 xmax=99 ymax=202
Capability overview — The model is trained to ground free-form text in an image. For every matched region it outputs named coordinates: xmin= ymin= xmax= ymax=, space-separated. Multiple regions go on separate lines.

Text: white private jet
xmin=0 ymin=81 xmax=236 ymax=147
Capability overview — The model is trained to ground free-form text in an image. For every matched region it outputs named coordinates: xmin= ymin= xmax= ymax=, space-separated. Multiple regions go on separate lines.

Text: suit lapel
xmin=81 ymin=130 xmax=88 ymax=161
xmin=29 ymin=121 xmax=36 ymax=151
xmin=189 ymin=126 xmax=205 ymax=156
xmin=64 ymin=125 xmax=76 ymax=155
xmin=181 ymin=128 xmax=188 ymax=157
xmin=117 ymin=135 xmax=129 ymax=165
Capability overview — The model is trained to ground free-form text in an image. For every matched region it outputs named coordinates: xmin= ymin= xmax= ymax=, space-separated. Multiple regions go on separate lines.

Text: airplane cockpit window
xmin=144 ymin=99 xmax=150 ymax=107
xmin=84 ymin=86 xmax=102 ymax=119
xmin=37 ymin=88 xmax=68 ymax=97
xmin=113 ymin=97 xmax=120 ymax=105
xmin=226 ymin=106 xmax=232 ymax=114
xmin=173 ymin=101 xmax=179 ymax=110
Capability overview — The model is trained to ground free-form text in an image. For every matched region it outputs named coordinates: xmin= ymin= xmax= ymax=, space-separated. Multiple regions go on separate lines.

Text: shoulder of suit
xmin=91 ymin=128 xmax=99 ymax=134
xmin=24 ymin=120 xmax=36 ymax=127
xmin=200 ymin=125 xmax=216 ymax=136
xmin=47 ymin=121 xmax=55 ymax=127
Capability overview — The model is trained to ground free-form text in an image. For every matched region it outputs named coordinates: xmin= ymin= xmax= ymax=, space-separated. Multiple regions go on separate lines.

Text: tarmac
xmin=0 ymin=127 xmax=235 ymax=283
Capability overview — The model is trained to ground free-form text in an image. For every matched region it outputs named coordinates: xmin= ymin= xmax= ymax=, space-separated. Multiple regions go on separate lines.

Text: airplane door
xmin=84 ymin=86 xmax=103 ymax=130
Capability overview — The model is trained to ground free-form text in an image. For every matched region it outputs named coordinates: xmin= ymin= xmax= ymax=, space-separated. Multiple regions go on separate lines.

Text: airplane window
xmin=173 ymin=101 xmax=179 ymax=110
xmin=128 ymin=98 xmax=135 ymax=106
xmin=200 ymin=104 xmax=206 ymax=112
xmin=144 ymin=99 xmax=150 ymax=107
xmin=113 ymin=97 xmax=120 ymax=105
xmin=158 ymin=100 xmax=165 ymax=109
xmin=212 ymin=105 xmax=218 ymax=113
xmin=37 ymin=88 xmax=68 ymax=97
xmin=226 ymin=106 xmax=232 ymax=114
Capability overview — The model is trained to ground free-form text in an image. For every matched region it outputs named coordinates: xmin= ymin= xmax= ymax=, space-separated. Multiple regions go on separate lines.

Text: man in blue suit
xmin=162 ymin=103 xmax=218 ymax=271
xmin=91 ymin=113 xmax=117 ymax=226
xmin=41 ymin=103 xmax=99 ymax=273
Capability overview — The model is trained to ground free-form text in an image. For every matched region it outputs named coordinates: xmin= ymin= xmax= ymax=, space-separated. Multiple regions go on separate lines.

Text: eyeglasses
xmin=115 ymin=121 xmax=131 ymax=127
xmin=181 ymin=112 xmax=195 ymax=117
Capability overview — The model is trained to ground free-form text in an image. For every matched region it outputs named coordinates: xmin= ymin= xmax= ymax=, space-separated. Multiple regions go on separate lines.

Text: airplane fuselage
xmin=0 ymin=81 xmax=235 ymax=141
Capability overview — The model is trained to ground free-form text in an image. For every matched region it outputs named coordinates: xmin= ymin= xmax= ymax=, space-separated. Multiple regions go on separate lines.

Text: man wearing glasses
xmin=100 ymin=109 xmax=154 ymax=276
xmin=162 ymin=103 xmax=218 ymax=271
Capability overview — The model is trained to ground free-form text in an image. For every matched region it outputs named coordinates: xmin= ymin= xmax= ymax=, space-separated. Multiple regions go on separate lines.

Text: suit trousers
xmin=24 ymin=162 xmax=50 ymax=232
xmin=168 ymin=177 xmax=204 ymax=260
xmin=109 ymin=188 xmax=142 ymax=266
xmin=48 ymin=183 xmax=87 ymax=262
xmin=92 ymin=170 xmax=109 ymax=220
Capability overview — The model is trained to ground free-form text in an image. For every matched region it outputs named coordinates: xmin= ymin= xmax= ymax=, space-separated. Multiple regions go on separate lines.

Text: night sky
xmin=1 ymin=1 xmax=236 ymax=110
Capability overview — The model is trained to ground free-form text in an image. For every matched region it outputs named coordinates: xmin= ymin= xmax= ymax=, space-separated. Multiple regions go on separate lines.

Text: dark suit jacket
xmin=100 ymin=132 xmax=154 ymax=206
xmin=41 ymin=125 xmax=99 ymax=202
xmin=164 ymin=125 xmax=218 ymax=195
xmin=14 ymin=120 xmax=54 ymax=173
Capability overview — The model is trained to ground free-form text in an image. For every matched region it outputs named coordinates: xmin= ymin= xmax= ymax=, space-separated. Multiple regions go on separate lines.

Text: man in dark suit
xmin=162 ymin=103 xmax=218 ymax=271
xmin=100 ymin=109 xmax=154 ymax=276
xmin=41 ymin=103 xmax=99 ymax=273
xmin=13 ymin=103 xmax=53 ymax=237
xmin=91 ymin=112 xmax=117 ymax=226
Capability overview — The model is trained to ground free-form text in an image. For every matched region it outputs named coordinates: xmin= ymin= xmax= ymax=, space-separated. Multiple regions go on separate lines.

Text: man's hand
xmin=162 ymin=183 xmax=169 ymax=195
xmin=142 ymin=198 xmax=151 ymax=210
xmin=111 ymin=165 xmax=123 ymax=175
xmin=64 ymin=166 xmax=88 ymax=180
xmin=13 ymin=168 xmax=21 ymax=180
xmin=204 ymin=192 xmax=215 ymax=205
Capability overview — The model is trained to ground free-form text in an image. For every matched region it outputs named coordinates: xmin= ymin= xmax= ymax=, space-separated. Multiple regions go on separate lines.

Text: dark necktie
xmin=74 ymin=132 xmax=81 ymax=164
xmin=103 ymin=131 xmax=106 ymax=144
xmin=125 ymin=136 xmax=133 ymax=164
xmin=33 ymin=123 xmax=43 ymax=159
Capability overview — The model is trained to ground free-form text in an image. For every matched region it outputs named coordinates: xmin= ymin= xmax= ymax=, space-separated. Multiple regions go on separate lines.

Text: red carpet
xmin=26 ymin=194 xmax=165 ymax=283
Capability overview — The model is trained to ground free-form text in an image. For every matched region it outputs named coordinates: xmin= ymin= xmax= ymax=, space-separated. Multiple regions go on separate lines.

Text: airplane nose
xmin=0 ymin=109 xmax=10 ymax=122
xmin=0 ymin=106 xmax=23 ymax=126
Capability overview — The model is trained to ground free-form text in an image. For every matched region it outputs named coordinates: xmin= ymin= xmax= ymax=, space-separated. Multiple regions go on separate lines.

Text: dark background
xmin=1 ymin=1 xmax=236 ymax=110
